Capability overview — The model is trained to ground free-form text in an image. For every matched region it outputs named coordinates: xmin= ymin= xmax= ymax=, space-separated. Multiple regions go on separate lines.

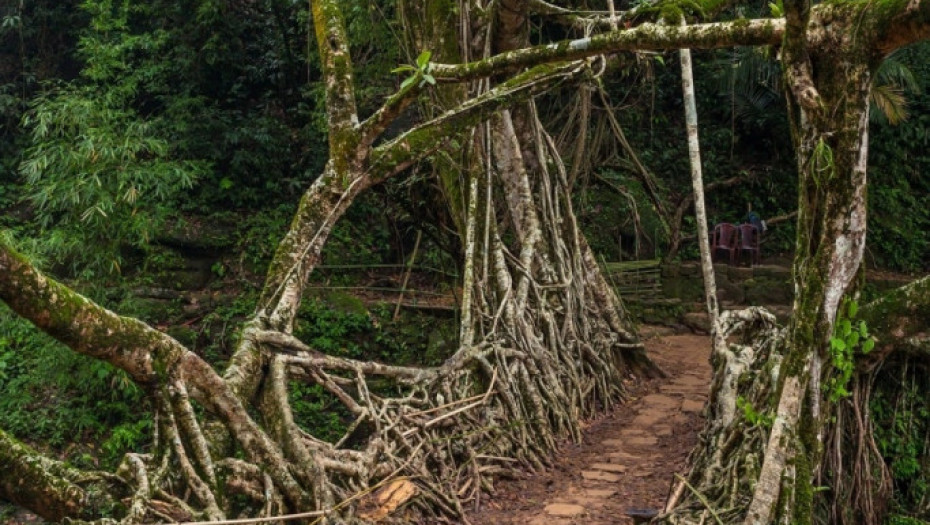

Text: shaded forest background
xmin=0 ymin=0 xmax=928 ymax=522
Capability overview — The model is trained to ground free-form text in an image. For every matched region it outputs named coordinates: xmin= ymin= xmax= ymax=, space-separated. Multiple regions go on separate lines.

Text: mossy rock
xmin=717 ymin=281 xmax=745 ymax=304
xmin=425 ymin=325 xmax=458 ymax=365
xmin=679 ymin=262 xmax=702 ymax=277
xmin=627 ymin=298 xmax=684 ymax=326
xmin=661 ymin=263 xmax=681 ymax=278
xmin=683 ymin=311 xmax=711 ymax=333
xmin=662 ymin=274 xmax=706 ymax=303
xmin=753 ymin=265 xmax=791 ymax=280
xmin=154 ymin=269 xmax=212 ymax=291
xmin=728 ymin=266 xmax=754 ymax=281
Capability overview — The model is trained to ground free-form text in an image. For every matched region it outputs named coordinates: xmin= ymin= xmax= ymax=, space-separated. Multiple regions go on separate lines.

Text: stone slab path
xmin=468 ymin=331 xmax=712 ymax=524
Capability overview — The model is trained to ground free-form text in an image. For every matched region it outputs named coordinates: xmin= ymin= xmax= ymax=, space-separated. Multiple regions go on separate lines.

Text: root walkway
xmin=469 ymin=330 xmax=712 ymax=524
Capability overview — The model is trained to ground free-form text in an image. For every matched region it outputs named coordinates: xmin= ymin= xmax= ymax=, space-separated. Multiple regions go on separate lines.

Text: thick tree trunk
xmin=744 ymin=22 xmax=873 ymax=525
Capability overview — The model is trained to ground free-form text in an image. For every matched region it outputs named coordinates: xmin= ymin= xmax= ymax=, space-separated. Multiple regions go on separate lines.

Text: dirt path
xmin=468 ymin=330 xmax=712 ymax=524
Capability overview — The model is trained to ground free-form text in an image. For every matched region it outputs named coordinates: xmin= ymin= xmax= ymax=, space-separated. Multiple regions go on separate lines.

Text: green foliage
xmin=768 ymin=0 xmax=784 ymax=17
xmin=867 ymin=42 xmax=930 ymax=272
xmin=392 ymin=50 xmax=436 ymax=90
xmin=871 ymin=50 xmax=922 ymax=126
xmin=631 ymin=0 xmax=706 ymax=24
xmin=0 ymin=303 xmax=150 ymax=466
xmin=19 ymin=87 xmax=202 ymax=274
xmin=231 ymin=205 xmax=296 ymax=274
xmin=871 ymin=359 xmax=930 ymax=521
xmin=319 ymin=191 xmax=397 ymax=268
xmin=736 ymin=395 xmax=774 ymax=428
xmin=827 ymin=298 xmax=875 ymax=402
xmin=193 ymin=291 xmax=260 ymax=367
xmin=287 ymin=296 xmax=456 ymax=440
xmin=289 ymin=382 xmax=351 ymax=443
xmin=811 ymin=138 xmax=836 ymax=187
xmin=886 ymin=516 xmax=930 ymax=525
xmin=576 ymin=169 xmax=666 ymax=261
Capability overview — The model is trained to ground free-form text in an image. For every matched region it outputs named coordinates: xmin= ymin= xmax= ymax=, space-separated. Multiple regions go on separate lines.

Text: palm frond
xmin=874 ymin=50 xmax=921 ymax=95
xmin=870 ymin=84 xmax=908 ymax=126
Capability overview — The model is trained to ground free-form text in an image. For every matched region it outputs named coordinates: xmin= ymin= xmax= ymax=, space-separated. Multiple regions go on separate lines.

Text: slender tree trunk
xmin=679 ymin=43 xmax=720 ymax=332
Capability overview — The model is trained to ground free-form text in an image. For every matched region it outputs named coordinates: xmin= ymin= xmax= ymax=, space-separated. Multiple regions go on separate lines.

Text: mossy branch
xmin=0 ymin=428 xmax=120 ymax=522
xmin=370 ymin=61 xmax=587 ymax=179
xmin=357 ymin=76 xmax=425 ymax=150
xmin=856 ymin=275 xmax=930 ymax=368
xmin=429 ymin=18 xmax=785 ymax=82
xmin=0 ymin=236 xmax=312 ymax=511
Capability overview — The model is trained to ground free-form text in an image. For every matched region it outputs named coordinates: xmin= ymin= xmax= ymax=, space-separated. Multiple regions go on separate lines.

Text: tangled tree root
xmin=658 ymin=307 xmax=785 ymax=524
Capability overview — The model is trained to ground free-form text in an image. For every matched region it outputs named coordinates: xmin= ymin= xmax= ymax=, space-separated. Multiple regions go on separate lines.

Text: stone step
xmin=590 ymin=463 xmax=627 ymax=473
xmin=544 ymin=503 xmax=586 ymax=517
xmin=681 ymin=399 xmax=705 ymax=413
xmin=582 ymin=470 xmax=622 ymax=482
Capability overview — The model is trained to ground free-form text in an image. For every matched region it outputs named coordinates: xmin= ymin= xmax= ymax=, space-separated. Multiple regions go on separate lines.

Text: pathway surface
xmin=468 ymin=330 xmax=712 ymax=524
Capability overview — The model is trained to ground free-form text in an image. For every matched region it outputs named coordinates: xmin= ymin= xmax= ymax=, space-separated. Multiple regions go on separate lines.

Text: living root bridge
xmin=0 ymin=232 xmax=649 ymax=522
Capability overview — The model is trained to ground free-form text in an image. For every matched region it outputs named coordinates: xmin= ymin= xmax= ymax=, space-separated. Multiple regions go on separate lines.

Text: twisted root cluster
xmin=658 ymin=308 xmax=785 ymax=524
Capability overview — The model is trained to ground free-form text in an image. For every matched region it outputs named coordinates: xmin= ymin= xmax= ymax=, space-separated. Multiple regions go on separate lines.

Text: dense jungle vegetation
xmin=0 ymin=0 xmax=928 ymax=523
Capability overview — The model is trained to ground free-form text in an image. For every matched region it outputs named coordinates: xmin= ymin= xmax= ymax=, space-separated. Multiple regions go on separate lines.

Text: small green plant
xmin=811 ymin=138 xmax=836 ymax=186
xmin=737 ymin=395 xmax=774 ymax=428
xmin=392 ymin=51 xmax=436 ymax=90
xmin=768 ymin=0 xmax=784 ymax=17
xmin=827 ymin=298 xmax=876 ymax=402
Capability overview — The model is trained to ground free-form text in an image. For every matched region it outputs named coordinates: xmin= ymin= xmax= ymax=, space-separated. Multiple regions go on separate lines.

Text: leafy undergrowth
xmin=872 ymin=358 xmax=930 ymax=524
xmin=0 ymin=303 xmax=150 ymax=469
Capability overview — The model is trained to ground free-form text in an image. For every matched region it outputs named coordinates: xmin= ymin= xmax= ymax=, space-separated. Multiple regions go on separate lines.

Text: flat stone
xmin=674 ymin=375 xmax=708 ymax=387
xmin=626 ymin=436 xmax=658 ymax=447
xmin=653 ymin=425 xmax=673 ymax=437
xmin=683 ymin=312 xmax=711 ymax=333
xmin=641 ymin=394 xmax=679 ymax=409
xmin=632 ymin=409 xmax=665 ymax=426
xmin=681 ymin=399 xmax=705 ymax=413
xmin=608 ymin=451 xmax=644 ymax=462
xmin=591 ymin=463 xmax=627 ymax=473
xmin=532 ymin=515 xmax=572 ymax=525
xmin=582 ymin=470 xmax=622 ymax=482
xmin=545 ymin=503 xmax=586 ymax=517
xmin=585 ymin=488 xmax=618 ymax=497
xmin=660 ymin=385 xmax=702 ymax=395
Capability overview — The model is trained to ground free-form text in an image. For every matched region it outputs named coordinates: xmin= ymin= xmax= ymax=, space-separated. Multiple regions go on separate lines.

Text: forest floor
xmin=467 ymin=327 xmax=712 ymax=525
